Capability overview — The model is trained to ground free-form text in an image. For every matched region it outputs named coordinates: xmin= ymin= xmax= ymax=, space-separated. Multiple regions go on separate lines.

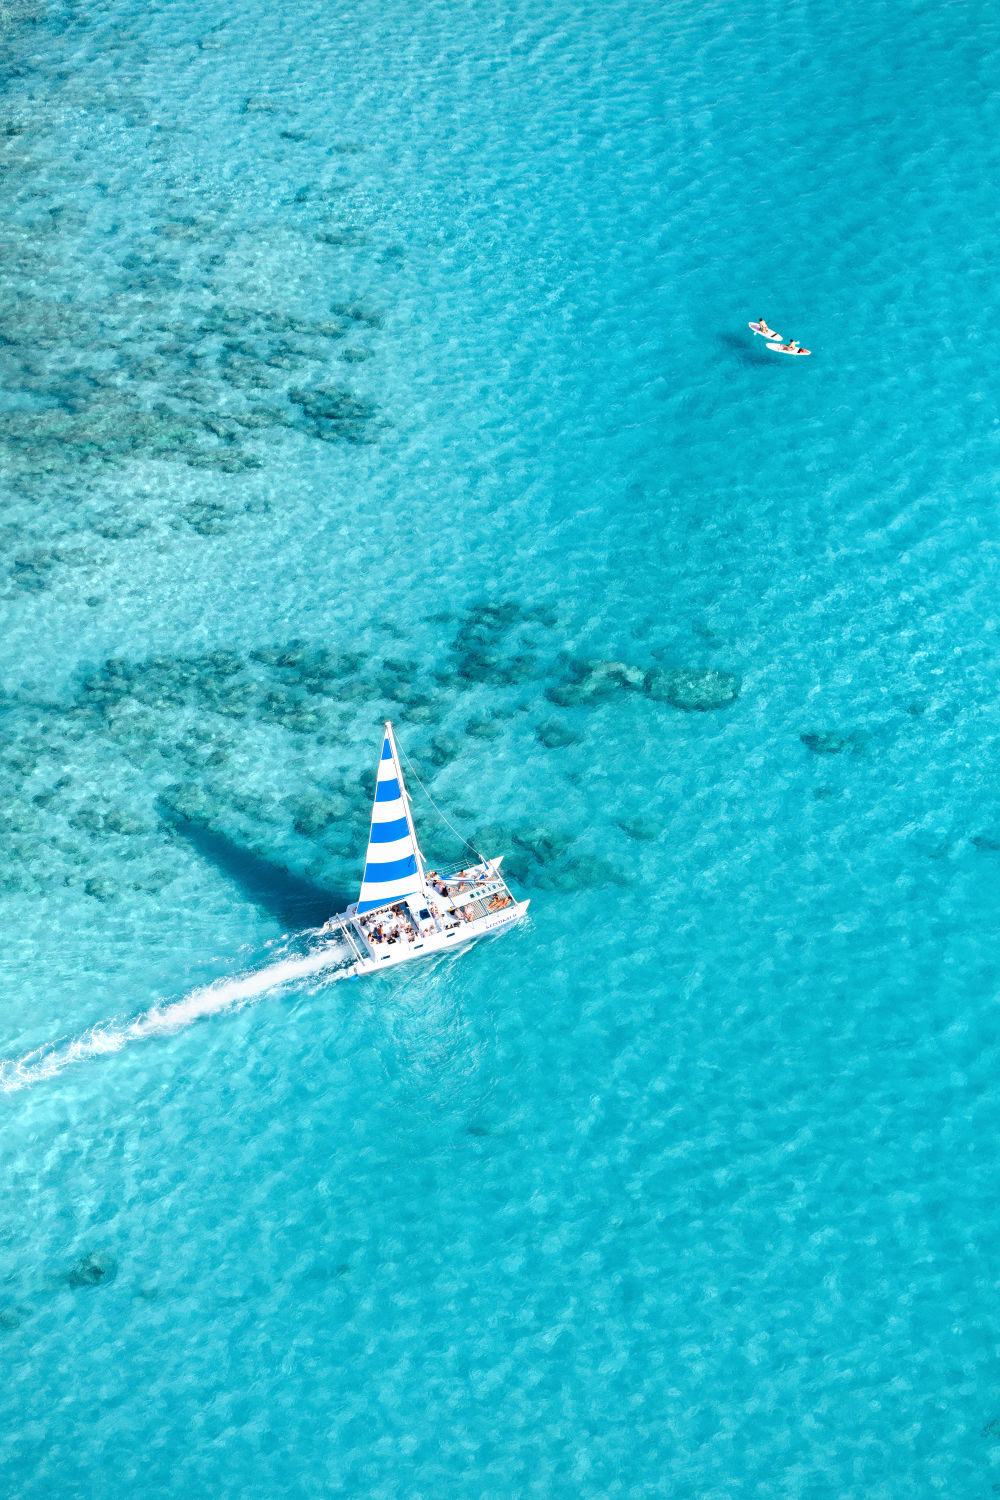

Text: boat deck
xmin=324 ymin=863 xmax=527 ymax=974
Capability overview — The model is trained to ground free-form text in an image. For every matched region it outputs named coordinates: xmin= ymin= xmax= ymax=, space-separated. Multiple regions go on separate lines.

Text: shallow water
xmin=3 ymin=0 xmax=1000 ymax=1493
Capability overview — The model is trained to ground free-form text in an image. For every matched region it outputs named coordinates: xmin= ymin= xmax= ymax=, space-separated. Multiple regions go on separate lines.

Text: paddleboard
xmin=766 ymin=342 xmax=811 ymax=356
xmin=749 ymin=322 xmax=781 ymax=339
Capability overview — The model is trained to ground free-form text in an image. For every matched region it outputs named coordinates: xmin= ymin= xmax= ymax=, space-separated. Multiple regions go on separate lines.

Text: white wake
xmin=0 ymin=940 xmax=352 ymax=1094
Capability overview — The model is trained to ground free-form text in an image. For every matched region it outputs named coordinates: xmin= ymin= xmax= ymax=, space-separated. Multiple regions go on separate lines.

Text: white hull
xmin=327 ymin=896 xmax=530 ymax=977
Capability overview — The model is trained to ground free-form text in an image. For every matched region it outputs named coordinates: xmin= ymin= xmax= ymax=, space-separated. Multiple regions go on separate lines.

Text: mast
xmin=384 ymin=721 xmax=425 ymax=888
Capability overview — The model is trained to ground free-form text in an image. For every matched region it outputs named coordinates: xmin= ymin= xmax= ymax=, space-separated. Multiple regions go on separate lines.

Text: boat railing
xmin=454 ymin=878 xmax=506 ymax=904
xmin=463 ymin=891 xmax=515 ymax=922
xmin=426 ymin=858 xmax=508 ymax=901
xmin=429 ymin=857 xmax=490 ymax=881
xmin=333 ymin=916 xmax=369 ymax=965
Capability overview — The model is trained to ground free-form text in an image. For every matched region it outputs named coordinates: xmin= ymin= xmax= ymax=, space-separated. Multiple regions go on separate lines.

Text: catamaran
xmin=321 ymin=721 xmax=529 ymax=976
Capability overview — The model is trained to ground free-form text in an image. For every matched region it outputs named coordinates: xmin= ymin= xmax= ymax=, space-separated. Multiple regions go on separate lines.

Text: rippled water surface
xmin=3 ymin=0 xmax=1000 ymax=1493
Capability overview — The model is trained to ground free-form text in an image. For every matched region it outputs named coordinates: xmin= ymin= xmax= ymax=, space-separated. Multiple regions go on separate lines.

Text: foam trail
xmin=1 ymin=940 xmax=352 ymax=1095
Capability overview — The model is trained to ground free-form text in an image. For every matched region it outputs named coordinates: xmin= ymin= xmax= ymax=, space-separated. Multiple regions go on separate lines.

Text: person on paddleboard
xmin=752 ymin=317 xmax=774 ymax=335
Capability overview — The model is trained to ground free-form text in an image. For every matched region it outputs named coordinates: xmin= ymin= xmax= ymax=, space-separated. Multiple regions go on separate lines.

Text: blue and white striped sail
xmin=357 ymin=724 xmax=422 ymax=914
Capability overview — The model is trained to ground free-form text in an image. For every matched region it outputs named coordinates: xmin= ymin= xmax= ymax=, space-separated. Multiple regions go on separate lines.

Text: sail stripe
xmin=357 ymin=875 xmax=420 ymax=913
xmin=357 ymin=725 xmax=422 ymax=915
xmin=361 ymin=834 xmax=414 ymax=862
xmin=363 ymin=854 xmax=418 ymax=883
xmin=368 ymin=816 xmax=411 ymax=844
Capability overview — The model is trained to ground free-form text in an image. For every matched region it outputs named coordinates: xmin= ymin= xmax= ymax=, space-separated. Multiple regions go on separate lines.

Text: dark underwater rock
xmin=178 ymin=500 xmax=233 ymax=533
xmin=83 ymin=876 xmax=118 ymax=902
xmin=89 ymin=512 xmax=152 ymax=540
xmin=329 ymin=302 xmax=383 ymax=328
xmin=0 ymin=401 xmax=211 ymax=472
xmin=452 ymin=604 xmax=519 ymax=645
xmin=79 ymin=644 xmax=366 ymax=739
xmin=374 ymin=675 xmax=426 ymax=706
xmin=547 ymin=659 xmax=645 ymax=708
xmin=618 ymin=816 xmax=661 ymax=841
xmin=512 ymin=826 xmax=573 ymax=865
xmin=289 ymin=794 xmax=350 ymax=837
xmin=467 ymin=818 xmax=615 ymax=890
xmin=535 ymin=719 xmax=579 ymax=749
xmin=0 ymin=804 xmax=37 ymax=835
xmin=425 ymin=733 xmax=462 ymax=768
xmin=470 ymin=823 xmax=516 ymax=855
xmin=449 ymin=651 xmax=539 ymax=687
xmin=0 ymin=235 xmax=391 ymax=487
xmin=225 ymin=790 xmax=276 ymax=822
xmin=161 ymin=783 xmax=215 ymax=824
xmin=466 ymin=716 xmax=501 ymax=739
xmin=258 ymin=689 xmax=323 ymax=733
xmin=381 ymin=656 xmax=419 ymax=678
xmin=972 ymin=831 xmax=1000 ymax=853
xmin=187 ymin=450 xmax=264 ymax=474
xmin=295 ymin=381 xmax=380 ymax=438
xmin=444 ymin=601 xmax=548 ymax=687
xmin=68 ymin=806 xmax=106 ymax=834
xmin=289 ymin=384 xmax=376 ymax=431
xmin=231 ymin=407 xmax=293 ymax=430
xmin=249 ymin=646 xmax=367 ymax=689
xmin=800 ymin=731 xmax=846 ymax=755
xmin=527 ymin=855 xmax=618 ymax=891
xmin=496 ymin=653 xmax=539 ymax=684
xmin=321 ymin=825 xmax=356 ymax=859
xmin=644 ymin=667 xmax=739 ymax=711
xmin=315 ymin=229 xmax=370 ymax=247
xmin=400 ymin=699 xmax=442 ymax=725
xmin=201 ymin=682 xmax=257 ymax=718
xmin=250 ymin=644 xmax=301 ymax=668
xmin=68 ymin=1252 xmax=118 ymax=1289
xmin=203 ymin=650 xmax=243 ymax=678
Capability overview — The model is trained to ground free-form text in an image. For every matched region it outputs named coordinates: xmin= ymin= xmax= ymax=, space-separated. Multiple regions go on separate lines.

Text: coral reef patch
xmin=644 ymin=667 xmax=740 ymax=712
xmin=0 ymin=594 xmax=741 ymax=912
xmin=800 ymin=732 xmax=847 ymax=755
xmin=67 ymin=1252 xmax=118 ymax=1289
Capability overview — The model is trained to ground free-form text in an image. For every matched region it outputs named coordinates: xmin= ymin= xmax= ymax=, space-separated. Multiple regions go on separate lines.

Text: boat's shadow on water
xmin=162 ymin=813 xmax=349 ymax=929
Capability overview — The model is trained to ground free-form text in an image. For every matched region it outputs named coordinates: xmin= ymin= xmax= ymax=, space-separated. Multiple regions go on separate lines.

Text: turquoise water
xmin=3 ymin=0 xmax=1000 ymax=1490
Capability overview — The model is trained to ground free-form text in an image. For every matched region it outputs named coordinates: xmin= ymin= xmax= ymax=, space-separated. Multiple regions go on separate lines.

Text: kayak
xmin=766 ymin=342 xmax=811 ymax=356
xmin=749 ymin=322 xmax=781 ymax=339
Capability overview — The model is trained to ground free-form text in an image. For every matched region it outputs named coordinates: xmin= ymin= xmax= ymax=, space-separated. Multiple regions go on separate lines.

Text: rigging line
xmin=396 ymin=740 xmax=482 ymax=859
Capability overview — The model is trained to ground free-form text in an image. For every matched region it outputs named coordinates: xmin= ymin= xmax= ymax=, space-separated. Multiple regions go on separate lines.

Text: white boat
xmin=320 ymin=720 xmax=529 ymax=975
